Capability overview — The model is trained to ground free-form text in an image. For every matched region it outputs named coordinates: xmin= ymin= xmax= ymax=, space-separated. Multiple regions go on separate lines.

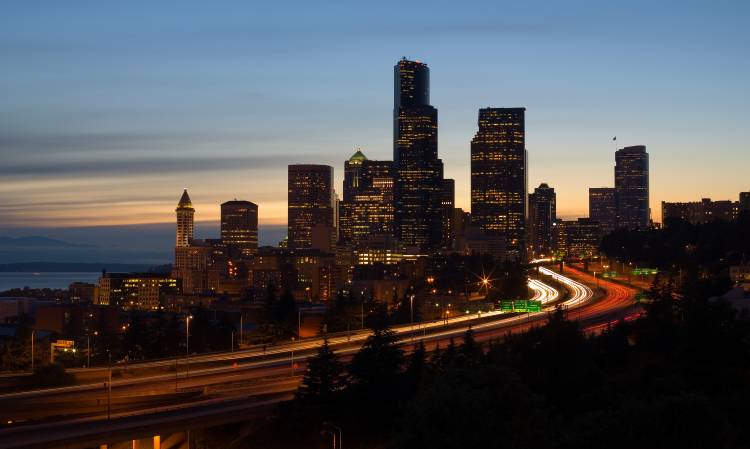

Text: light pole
xmin=107 ymin=351 xmax=112 ymax=420
xmin=290 ymin=337 xmax=296 ymax=376
xmin=185 ymin=315 xmax=192 ymax=379
xmin=30 ymin=329 xmax=34 ymax=373
xmin=409 ymin=294 xmax=415 ymax=327
xmin=239 ymin=314 xmax=243 ymax=348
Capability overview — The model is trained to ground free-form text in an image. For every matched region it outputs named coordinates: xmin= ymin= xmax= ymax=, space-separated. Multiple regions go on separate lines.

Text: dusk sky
xmin=2 ymin=0 xmax=749 ymax=234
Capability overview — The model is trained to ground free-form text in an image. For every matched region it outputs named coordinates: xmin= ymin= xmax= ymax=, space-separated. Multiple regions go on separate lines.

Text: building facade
xmin=97 ymin=273 xmax=179 ymax=310
xmin=615 ymin=145 xmax=649 ymax=230
xmin=662 ymin=198 xmax=741 ymax=224
xmin=393 ymin=58 xmax=444 ymax=253
xmin=528 ymin=183 xmax=556 ymax=258
xmin=441 ymin=178 xmax=456 ymax=250
xmin=470 ymin=107 xmax=527 ymax=261
xmin=220 ymin=200 xmax=258 ymax=257
xmin=288 ymin=164 xmax=335 ymax=250
xmin=589 ymin=187 xmax=617 ymax=236
xmin=175 ymin=189 xmax=194 ymax=248
xmin=554 ymin=218 xmax=601 ymax=260
xmin=340 ymin=150 xmax=395 ymax=245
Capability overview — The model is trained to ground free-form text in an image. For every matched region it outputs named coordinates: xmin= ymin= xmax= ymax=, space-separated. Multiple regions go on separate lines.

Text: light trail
xmin=538 ymin=266 xmax=594 ymax=308
xmin=528 ymin=278 xmax=559 ymax=304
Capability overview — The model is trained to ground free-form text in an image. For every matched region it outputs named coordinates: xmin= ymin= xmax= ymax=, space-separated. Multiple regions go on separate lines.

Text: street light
xmin=185 ymin=315 xmax=192 ymax=379
xmin=291 ymin=337 xmax=296 ymax=376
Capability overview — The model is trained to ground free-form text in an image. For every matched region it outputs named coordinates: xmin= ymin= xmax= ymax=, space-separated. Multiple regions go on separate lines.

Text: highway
xmin=0 ymin=267 xmax=638 ymax=448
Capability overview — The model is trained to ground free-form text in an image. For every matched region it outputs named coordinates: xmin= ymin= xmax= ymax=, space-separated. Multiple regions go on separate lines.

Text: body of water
xmin=0 ymin=272 xmax=100 ymax=291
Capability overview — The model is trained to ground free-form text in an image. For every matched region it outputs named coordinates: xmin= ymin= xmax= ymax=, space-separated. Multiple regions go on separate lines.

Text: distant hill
xmin=0 ymin=236 xmax=93 ymax=248
xmin=0 ymin=262 xmax=169 ymax=273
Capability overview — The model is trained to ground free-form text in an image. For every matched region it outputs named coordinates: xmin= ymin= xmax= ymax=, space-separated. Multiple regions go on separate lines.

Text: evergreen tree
xmin=459 ymin=327 xmax=482 ymax=364
xmin=295 ymin=338 xmax=344 ymax=403
xmin=349 ymin=318 xmax=404 ymax=389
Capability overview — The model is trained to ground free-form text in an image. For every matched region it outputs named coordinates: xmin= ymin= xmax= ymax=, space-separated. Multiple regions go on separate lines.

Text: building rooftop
xmin=176 ymin=189 xmax=194 ymax=210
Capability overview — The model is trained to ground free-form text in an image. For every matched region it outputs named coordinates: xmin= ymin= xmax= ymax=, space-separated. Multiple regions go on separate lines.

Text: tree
xmin=295 ymin=338 xmax=344 ymax=403
xmin=348 ymin=318 xmax=404 ymax=389
xmin=459 ymin=327 xmax=482 ymax=365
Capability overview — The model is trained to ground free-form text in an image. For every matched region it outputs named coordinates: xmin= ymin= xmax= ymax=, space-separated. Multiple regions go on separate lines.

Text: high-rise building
xmin=615 ymin=145 xmax=649 ymax=230
xmin=441 ymin=179 xmax=455 ymax=250
xmin=288 ymin=164 xmax=335 ymax=250
xmin=175 ymin=189 xmax=194 ymax=248
xmin=589 ymin=187 xmax=617 ymax=236
xmin=393 ymin=58 xmax=444 ymax=252
xmin=470 ymin=107 xmax=527 ymax=260
xmin=221 ymin=200 xmax=258 ymax=257
xmin=528 ymin=183 xmax=556 ymax=258
xmin=340 ymin=150 xmax=395 ymax=245
xmin=740 ymin=192 xmax=750 ymax=212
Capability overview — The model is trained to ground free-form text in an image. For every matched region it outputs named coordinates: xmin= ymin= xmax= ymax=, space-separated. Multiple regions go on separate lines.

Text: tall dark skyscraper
xmin=441 ymin=178 xmax=456 ymax=249
xmin=221 ymin=200 xmax=258 ymax=257
xmin=740 ymin=191 xmax=750 ymax=213
xmin=288 ymin=164 xmax=335 ymax=249
xmin=393 ymin=58 xmax=444 ymax=252
xmin=528 ymin=183 xmax=556 ymax=258
xmin=340 ymin=150 xmax=395 ymax=244
xmin=615 ymin=145 xmax=649 ymax=230
xmin=470 ymin=107 xmax=527 ymax=260
xmin=589 ymin=187 xmax=617 ymax=236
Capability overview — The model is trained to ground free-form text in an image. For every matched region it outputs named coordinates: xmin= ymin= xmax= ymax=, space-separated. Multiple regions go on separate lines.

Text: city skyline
xmin=1 ymin=1 xmax=749 ymax=233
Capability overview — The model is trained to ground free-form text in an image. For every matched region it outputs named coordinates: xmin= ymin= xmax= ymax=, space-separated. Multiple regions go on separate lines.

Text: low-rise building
xmin=96 ymin=273 xmax=179 ymax=310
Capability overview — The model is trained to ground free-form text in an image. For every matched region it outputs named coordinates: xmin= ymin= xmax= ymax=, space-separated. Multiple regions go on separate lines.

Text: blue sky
xmin=1 ymin=0 xmax=749 ymax=235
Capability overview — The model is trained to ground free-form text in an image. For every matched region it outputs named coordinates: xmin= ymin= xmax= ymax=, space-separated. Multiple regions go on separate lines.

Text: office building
xmin=589 ymin=187 xmax=617 ymax=236
xmin=340 ymin=150 xmax=395 ymax=245
xmin=615 ymin=145 xmax=649 ymax=230
xmin=470 ymin=107 xmax=527 ymax=260
xmin=441 ymin=179 xmax=456 ymax=250
xmin=288 ymin=164 xmax=335 ymax=250
xmin=739 ymin=192 xmax=750 ymax=212
xmin=528 ymin=183 xmax=556 ymax=258
xmin=554 ymin=218 xmax=601 ymax=260
xmin=97 ymin=272 xmax=179 ymax=311
xmin=393 ymin=58 xmax=444 ymax=252
xmin=662 ymin=198 xmax=741 ymax=224
xmin=221 ymin=200 xmax=258 ymax=257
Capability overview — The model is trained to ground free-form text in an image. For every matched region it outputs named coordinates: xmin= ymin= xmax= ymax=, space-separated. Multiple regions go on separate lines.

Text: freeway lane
xmin=0 ymin=268 xmax=641 ymax=448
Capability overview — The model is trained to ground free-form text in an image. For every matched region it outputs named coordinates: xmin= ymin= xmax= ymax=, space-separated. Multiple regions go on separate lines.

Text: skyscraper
xmin=175 ymin=189 xmax=194 ymax=248
xmin=589 ymin=187 xmax=617 ymax=236
xmin=615 ymin=145 xmax=649 ymax=230
xmin=441 ymin=179 xmax=456 ymax=249
xmin=393 ymin=58 xmax=444 ymax=252
xmin=288 ymin=164 xmax=335 ymax=250
xmin=740 ymin=191 xmax=750 ymax=213
xmin=528 ymin=183 xmax=556 ymax=258
xmin=470 ymin=108 xmax=527 ymax=260
xmin=221 ymin=200 xmax=258 ymax=257
xmin=340 ymin=150 xmax=395 ymax=244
